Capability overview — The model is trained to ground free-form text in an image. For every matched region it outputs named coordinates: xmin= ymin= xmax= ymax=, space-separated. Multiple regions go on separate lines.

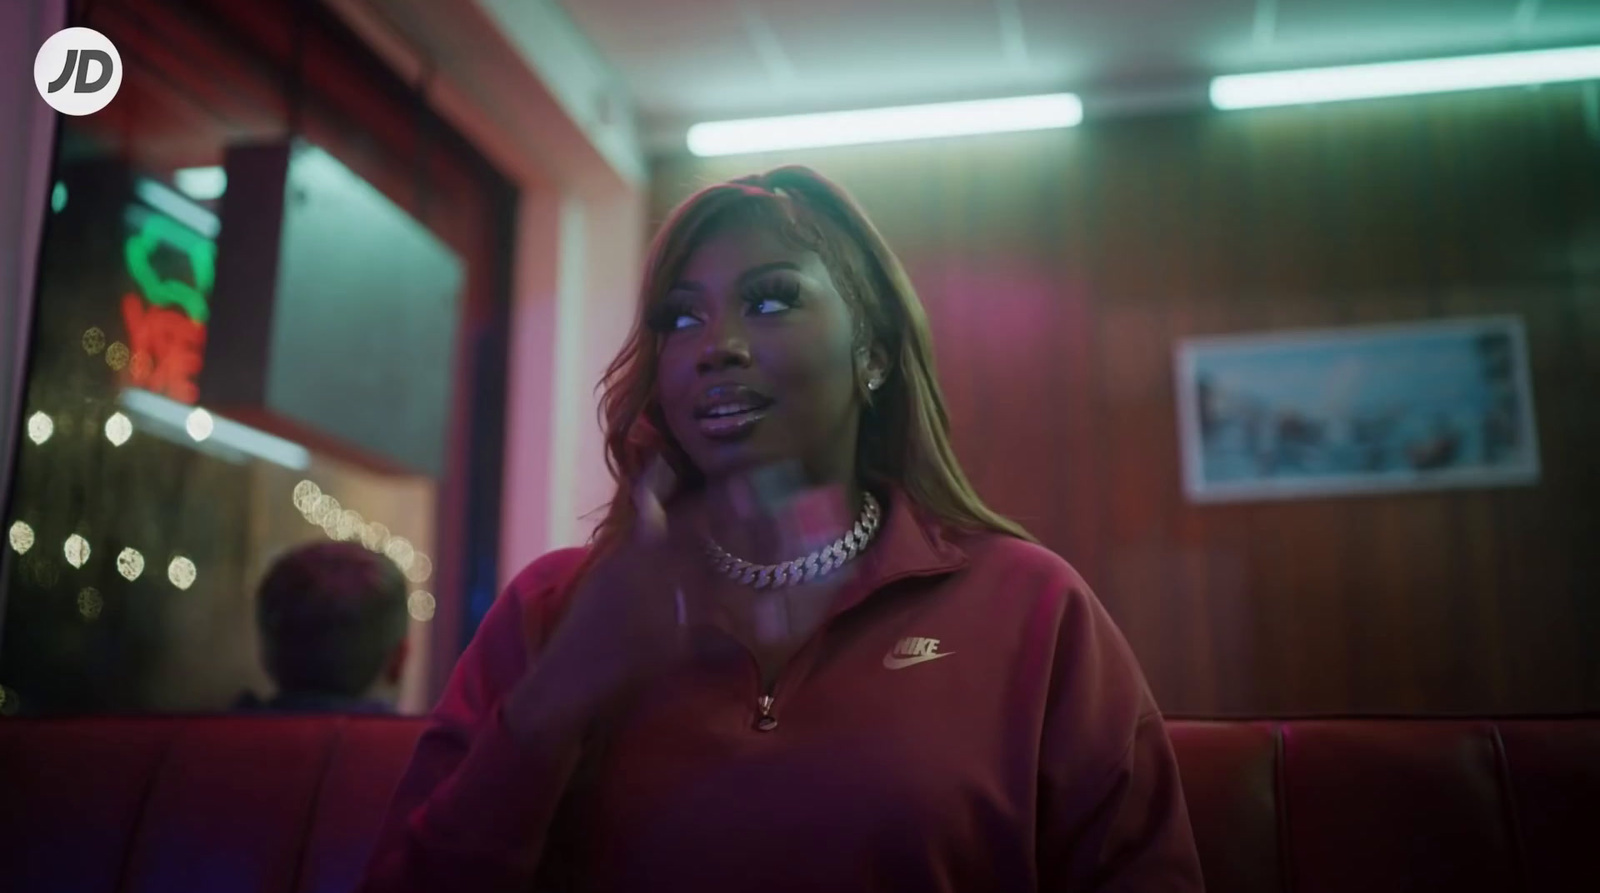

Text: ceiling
xmin=556 ymin=0 xmax=1600 ymax=143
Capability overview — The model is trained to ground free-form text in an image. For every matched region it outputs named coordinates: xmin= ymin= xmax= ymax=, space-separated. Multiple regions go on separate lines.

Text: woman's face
xmin=652 ymin=223 xmax=872 ymax=487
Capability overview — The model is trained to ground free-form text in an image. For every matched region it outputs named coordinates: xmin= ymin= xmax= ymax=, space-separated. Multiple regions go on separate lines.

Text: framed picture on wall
xmin=1174 ymin=315 xmax=1541 ymax=503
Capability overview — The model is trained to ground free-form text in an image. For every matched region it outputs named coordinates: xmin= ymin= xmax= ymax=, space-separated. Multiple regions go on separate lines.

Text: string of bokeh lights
xmin=8 ymin=518 xmax=200 ymax=624
xmin=5 ymin=328 xmax=206 ymax=620
xmin=291 ymin=481 xmax=436 ymax=623
xmin=23 ymin=327 xmax=212 ymax=449
xmin=7 ymin=524 xmax=199 ymax=586
xmin=10 ymin=327 xmax=434 ymax=622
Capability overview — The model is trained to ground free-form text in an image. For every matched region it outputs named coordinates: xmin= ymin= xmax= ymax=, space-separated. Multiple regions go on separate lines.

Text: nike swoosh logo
xmin=882 ymin=651 xmax=956 ymax=670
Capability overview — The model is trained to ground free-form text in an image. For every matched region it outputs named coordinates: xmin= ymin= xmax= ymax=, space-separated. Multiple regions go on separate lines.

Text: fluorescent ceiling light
xmin=119 ymin=389 xmax=310 ymax=471
xmin=134 ymin=178 xmax=221 ymax=238
xmin=173 ymin=165 xmax=227 ymax=201
xmin=687 ymin=93 xmax=1084 ymax=157
xmin=1211 ymin=45 xmax=1600 ymax=110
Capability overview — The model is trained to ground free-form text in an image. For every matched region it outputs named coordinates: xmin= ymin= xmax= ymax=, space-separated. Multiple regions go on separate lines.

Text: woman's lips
xmin=691 ymin=385 xmax=771 ymax=441
xmin=693 ymin=385 xmax=773 ymax=441
xmin=696 ymin=404 xmax=769 ymax=440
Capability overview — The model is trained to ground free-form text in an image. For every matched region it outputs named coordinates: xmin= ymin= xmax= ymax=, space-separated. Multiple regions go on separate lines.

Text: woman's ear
xmin=858 ymin=344 xmax=890 ymax=395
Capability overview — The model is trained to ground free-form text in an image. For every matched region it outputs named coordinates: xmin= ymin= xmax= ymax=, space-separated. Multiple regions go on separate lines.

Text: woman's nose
xmin=696 ymin=317 xmax=752 ymax=373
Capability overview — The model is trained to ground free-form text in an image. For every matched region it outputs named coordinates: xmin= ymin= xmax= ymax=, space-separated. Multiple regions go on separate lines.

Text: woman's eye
xmin=745 ymin=281 xmax=800 ymax=316
xmin=647 ymin=299 xmax=702 ymax=333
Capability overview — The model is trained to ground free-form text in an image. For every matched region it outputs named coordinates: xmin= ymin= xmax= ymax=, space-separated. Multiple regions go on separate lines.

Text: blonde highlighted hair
xmin=587 ymin=165 xmax=1032 ymax=560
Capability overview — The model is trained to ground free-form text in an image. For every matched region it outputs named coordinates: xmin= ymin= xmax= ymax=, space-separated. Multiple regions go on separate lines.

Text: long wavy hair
xmin=586 ymin=165 xmax=1033 ymax=563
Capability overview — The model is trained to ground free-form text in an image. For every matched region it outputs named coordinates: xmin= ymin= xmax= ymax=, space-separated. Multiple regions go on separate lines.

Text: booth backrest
xmin=1166 ymin=718 xmax=1599 ymax=893
xmin=1 ymin=716 xmax=1595 ymax=892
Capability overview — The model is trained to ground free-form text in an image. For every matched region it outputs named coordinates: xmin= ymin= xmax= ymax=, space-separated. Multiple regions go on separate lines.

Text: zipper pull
xmin=754 ymin=694 xmax=778 ymax=732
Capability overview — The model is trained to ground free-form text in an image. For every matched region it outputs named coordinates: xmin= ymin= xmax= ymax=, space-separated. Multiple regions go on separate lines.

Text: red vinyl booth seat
xmin=1 ymin=715 xmax=1596 ymax=892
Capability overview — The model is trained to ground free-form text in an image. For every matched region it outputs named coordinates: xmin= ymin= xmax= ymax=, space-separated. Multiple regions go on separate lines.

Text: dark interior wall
xmin=651 ymin=85 xmax=1600 ymax=716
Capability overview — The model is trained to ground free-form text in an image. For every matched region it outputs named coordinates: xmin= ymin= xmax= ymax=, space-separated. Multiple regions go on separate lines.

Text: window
xmin=1 ymin=0 xmax=513 ymax=716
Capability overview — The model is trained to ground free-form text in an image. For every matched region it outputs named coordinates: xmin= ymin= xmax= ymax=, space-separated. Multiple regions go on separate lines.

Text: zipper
xmin=748 ymin=646 xmax=785 ymax=732
xmin=746 ymin=621 xmax=826 ymax=733
xmin=755 ymin=694 xmax=778 ymax=732
xmin=742 ymin=537 xmax=967 ymax=733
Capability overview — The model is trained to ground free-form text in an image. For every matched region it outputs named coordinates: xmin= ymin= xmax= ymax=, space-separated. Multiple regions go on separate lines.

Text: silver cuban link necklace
xmin=704 ymin=492 xmax=882 ymax=590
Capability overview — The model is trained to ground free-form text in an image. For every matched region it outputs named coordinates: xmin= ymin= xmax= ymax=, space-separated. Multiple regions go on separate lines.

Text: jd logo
xmin=34 ymin=27 xmax=122 ymax=116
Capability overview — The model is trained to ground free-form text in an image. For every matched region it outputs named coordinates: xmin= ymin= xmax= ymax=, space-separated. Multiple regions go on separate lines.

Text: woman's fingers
xmin=631 ymin=456 xmax=676 ymax=545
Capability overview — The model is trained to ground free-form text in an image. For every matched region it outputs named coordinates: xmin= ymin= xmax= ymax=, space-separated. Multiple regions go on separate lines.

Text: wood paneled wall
xmin=650 ymin=86 xmax=1600 ymax=716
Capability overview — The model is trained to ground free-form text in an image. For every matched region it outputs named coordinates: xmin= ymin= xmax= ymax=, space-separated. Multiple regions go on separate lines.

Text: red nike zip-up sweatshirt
xmin=359 ymin=490 xmax=1204 ymax=892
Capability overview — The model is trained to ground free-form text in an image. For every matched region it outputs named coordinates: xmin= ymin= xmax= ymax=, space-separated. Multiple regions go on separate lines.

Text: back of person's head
xmin=256 ymin=541 xmax=409 ymax=698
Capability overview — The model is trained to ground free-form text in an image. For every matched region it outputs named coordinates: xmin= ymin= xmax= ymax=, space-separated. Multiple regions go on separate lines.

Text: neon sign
xmin=120 ymin=293 xmax=205 ymax=404
xmin=124 ymin=213 xmax=213 ymax=322
xmin=119 ymin=188 xmax=215 ymax=404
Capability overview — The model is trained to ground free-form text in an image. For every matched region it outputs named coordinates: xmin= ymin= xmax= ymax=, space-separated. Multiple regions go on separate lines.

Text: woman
xmin=360 ymin=167 xmax=1203 ymax=892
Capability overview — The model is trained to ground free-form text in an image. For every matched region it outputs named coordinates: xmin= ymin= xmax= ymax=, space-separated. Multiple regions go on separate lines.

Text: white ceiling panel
xmin=757 ymin=0 xmax=1003 ymax=70
xmin=1535 ymin=0 xmax=1600 ymax=37
xmin=1017 ymin=0 xmax=1259 ymax=82
xmin=1264 ymin=0 xmax=1538 ymax=62
xmin=692 ymin=0 xmax=1081 ymax=120
xmin=557 ymin=0 xmax=772 ymax=118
